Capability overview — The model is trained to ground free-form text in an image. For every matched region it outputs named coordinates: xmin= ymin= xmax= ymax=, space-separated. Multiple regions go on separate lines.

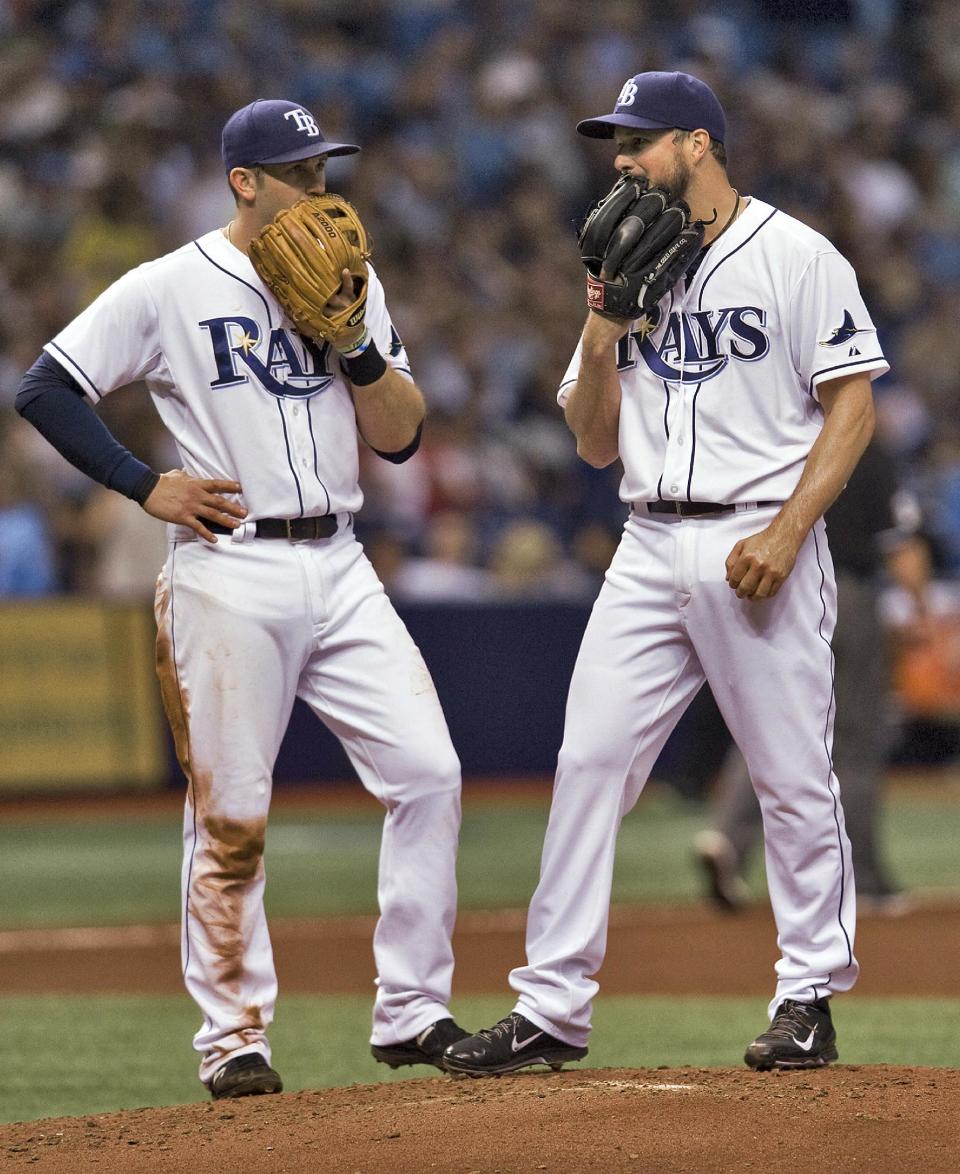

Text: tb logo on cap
xmin=283 ymin=108 xmax=320 ymax=136
xmin=616 ymin=79 xmax=638 ymax=108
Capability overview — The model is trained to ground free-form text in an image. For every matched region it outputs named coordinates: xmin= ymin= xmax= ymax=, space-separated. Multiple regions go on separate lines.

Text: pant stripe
xmin=813 ymin=525 xmax=853 ymax=972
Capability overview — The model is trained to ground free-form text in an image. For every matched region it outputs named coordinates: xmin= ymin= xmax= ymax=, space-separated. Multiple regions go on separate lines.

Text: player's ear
xmin=690 ymin=129 xmax=712 ymax=164
xmin=228 ymin=166 xmax=258 ymax=204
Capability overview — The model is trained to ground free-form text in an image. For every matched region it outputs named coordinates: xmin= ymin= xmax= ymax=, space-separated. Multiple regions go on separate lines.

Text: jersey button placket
xmin=668 ymin=294 xmax=692 ymax=491
xmin=287 ymin=404 xmax=315 ymax=500
xmin=661 ymin=382 xmax=685 ymax=497
xmin=662 ymin=384 xmax=689 ymax=501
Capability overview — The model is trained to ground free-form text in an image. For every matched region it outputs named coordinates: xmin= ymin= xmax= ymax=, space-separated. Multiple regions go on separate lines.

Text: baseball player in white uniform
xmin=445 ymin=71 xmax=887 ymax=1077
xmin=16 ymin=99 xmax=469 ymax=1098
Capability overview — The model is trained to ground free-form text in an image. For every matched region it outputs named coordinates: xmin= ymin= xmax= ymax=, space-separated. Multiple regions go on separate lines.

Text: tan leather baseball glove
xmin=248 ymin=193 xmax=372 ymax=350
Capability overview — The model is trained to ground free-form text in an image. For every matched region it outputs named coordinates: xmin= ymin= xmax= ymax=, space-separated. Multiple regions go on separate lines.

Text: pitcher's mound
xmin=2 ymin=1065 xmax=958 ymax=1173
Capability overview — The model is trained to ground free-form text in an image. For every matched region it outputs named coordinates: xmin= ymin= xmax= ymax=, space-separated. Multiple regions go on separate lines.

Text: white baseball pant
xmin=509 ymin=505 xmax=858 ymax=1045
xmin=155 ymin=525 xmax=461 ymax=1084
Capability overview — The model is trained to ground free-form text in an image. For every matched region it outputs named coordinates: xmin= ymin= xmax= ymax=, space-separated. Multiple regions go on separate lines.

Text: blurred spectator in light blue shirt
xmin=0 ymin=414 xmax=57 ymax=596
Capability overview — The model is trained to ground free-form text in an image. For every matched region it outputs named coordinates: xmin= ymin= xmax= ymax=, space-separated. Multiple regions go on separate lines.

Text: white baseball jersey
xmin=45 ymin=230 xmax=412 ymax=518
xmin=559 ymin=197 xmax=888 ymax=504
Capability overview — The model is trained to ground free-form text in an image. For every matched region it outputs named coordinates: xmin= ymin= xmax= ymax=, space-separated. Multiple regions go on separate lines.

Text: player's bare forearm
xmin=725 ymin=372 xmax=875 ymax=599
xmin=143 ymin=469 xmax=247 ymax=544
xmin=563 ymin=311 xmax=628 ymax=467
xmin=774 ymin=372 xmax=875 ymax=542
xmin=350 ymin=366 xmax=426 ymax=453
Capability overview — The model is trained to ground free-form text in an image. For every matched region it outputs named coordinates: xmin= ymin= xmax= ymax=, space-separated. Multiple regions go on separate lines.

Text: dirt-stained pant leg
xmin=294 ymin=537 xmax=462 ymax=1047
xmin=155 ymin=537 xmax=307 ymax=1086
xmin=157 ymin=530 xmax=461 ymax=1073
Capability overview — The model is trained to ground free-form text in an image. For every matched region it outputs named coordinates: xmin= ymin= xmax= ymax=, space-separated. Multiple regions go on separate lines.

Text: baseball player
xmin=445 ymin=71 xmax=887 ymax=1077
xmin=16 ymin=98 xmax=469 ymax=1098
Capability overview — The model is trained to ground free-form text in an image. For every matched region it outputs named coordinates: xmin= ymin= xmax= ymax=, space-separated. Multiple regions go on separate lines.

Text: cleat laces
xmin=475 ymin=1013 xmax=524 ymax=1044
xmin=764 ymin=1000 xmax=822 ymax=1040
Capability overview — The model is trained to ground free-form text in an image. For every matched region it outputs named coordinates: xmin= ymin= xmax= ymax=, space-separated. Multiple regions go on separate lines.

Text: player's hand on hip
xmin=725 ymin=527 xmax=799 ymax=600
xmin=142 ymin=469 xmax=246 ymax=543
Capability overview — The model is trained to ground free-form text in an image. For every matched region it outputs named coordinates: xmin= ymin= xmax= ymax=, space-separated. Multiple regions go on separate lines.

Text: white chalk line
xmin=2 ymin=887 xmax=958 ymax=954
xmin=0 ymin=923 xmax=180 ymax=952
xmin=0 ymin=902 xmax=732 ymax=953
xmin=0 ymin=909 xmax=524 ymax=953
xmin=402 ymin=1080 xmax=704 ymax=1110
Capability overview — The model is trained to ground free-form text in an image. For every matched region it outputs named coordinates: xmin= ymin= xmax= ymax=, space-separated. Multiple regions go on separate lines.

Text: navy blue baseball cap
xmin=221 ymin=99 xmax=360 ymax=171
xmin=577 ymin=71 xmax=726 ymax=144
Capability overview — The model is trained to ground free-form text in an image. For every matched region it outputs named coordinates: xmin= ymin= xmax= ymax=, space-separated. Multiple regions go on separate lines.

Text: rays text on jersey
xmin=616 ymin=305 xmax=769 ymax=384
xmin=200 ymin=316 xmax=335 ymax=398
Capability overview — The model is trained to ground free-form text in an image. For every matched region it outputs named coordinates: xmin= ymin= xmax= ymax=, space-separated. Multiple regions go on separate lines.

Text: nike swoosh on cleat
xmin=511 ymin=1031 xmax=544 ymax=1053
xmin=790 ymin=1028 xmax=817 ymax=1052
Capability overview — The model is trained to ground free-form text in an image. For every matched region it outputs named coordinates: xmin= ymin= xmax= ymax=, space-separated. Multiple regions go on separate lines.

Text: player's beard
xmin=658 ymin=153 xmax=694 ymax=204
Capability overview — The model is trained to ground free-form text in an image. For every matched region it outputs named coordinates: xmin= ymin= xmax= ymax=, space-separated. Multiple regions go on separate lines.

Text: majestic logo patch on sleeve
xmin=819 ymin=309 xmax=870 ymax=348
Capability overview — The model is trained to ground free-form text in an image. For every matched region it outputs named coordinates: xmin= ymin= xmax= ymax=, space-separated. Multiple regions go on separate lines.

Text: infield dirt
xmin=2 ymin=783 xmax=957 ymax=1170
xmin=2 ymin=905 xmax=959 ymax=1171
xmin=1 ymin=1065 xmax=957 ymax=1172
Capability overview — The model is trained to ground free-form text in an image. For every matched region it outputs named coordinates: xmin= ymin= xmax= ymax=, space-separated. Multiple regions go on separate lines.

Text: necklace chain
xmin=712 ymin=189 xmax=740 ymax=243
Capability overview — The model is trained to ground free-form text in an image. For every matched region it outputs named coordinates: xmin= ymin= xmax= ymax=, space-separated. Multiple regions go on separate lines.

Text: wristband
xmin=131 ymin=469 xmax=161 ymax=506
xmin=342 ymin=338 xmax=387 ymax=386
xmin=339 ymin=328 xmax=371 ymax=359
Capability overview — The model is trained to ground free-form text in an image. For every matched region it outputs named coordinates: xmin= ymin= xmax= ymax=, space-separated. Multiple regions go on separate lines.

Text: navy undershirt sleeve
xmin=15 ymin=352 xmax=160 ymax=504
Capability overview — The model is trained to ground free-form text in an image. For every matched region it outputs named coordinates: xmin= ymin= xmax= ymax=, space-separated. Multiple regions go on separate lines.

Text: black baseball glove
xmin=578 ymin=177 xmax=705 ymax=319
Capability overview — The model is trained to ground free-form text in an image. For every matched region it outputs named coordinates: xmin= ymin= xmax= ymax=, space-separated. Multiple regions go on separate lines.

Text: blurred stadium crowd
xmin=1 ymin=0 xmax=960 ymax=604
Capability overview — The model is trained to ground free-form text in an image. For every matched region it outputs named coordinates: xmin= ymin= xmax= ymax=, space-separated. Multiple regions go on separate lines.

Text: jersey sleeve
xmin=365 ymin=263 xmax=413 ymax=382
xmin=790 ymin=250 xmax=889 ymax=400
xmin=557 ymin=339 xmax=583 ymax=407
xmin=43 ymin=267 xmax=163 ymax=403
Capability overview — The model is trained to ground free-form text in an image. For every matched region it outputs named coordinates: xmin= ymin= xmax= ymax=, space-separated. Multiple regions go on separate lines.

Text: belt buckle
xmin=675 ymin=501 xmax=694 ymax=517
xmin=285 ymin=519 xmax=296 ymax=540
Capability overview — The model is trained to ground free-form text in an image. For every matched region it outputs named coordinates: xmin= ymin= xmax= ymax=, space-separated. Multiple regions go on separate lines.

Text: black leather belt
xmin=209 ymin=515 xmax=341 ymax=539
xmin=645 ymin=500 xmax=781 ymax=517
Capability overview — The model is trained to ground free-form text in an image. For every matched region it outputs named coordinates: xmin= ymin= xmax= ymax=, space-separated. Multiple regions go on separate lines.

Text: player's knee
xmin=402 ymin=744 xmax=462 ymax=797
xmin=199 ymin=815 xmax=267 ymax=882
xmin=556 ymin=737 xmax=626 ymax=782
xmin=382 ymin=749 xmax=462 ymax=812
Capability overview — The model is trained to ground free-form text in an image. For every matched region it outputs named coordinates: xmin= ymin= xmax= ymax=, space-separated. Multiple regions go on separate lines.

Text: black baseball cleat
xmin=744 ymin=997 xmax=838 ymax=1071
xmin=442 ymin=1012 xmax=588 ymax=1077
xmin=207 ymin=1052 xmax=283 ymax=1099
xmin=371 ymin=1017 xmax=471 ymax=1070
